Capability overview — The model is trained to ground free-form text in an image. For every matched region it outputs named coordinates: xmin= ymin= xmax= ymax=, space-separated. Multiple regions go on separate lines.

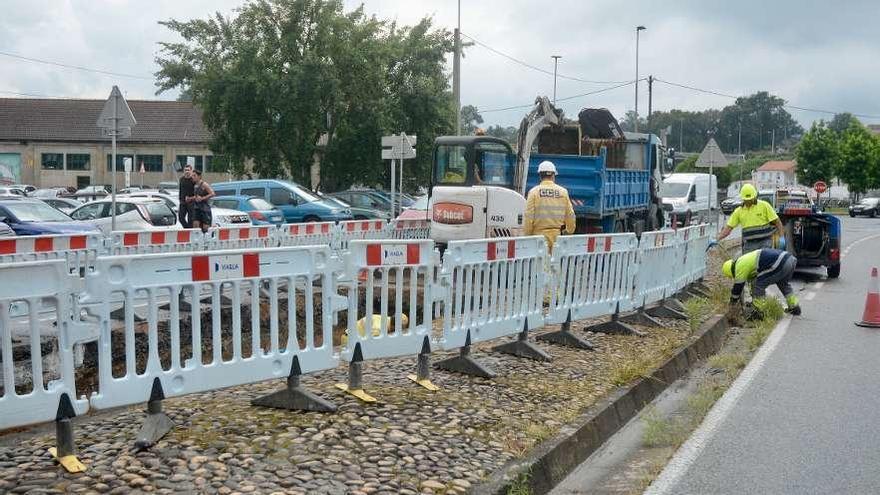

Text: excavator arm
xmin=513 ymin=96 xmax=562 ymax=195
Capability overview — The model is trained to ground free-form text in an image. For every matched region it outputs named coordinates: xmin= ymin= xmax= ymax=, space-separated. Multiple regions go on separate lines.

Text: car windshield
xmin=283 ymin=182 xmax=320 ymax=202
xmin=248 ymin=198 xmax=275 ymax=210
xmin=407 ymin=196 xmax=429 ymax=210
xmin=4 ymin=201 xmax=73 ymax=222
xmin=660 ymin=182 xmax=691 ymax=198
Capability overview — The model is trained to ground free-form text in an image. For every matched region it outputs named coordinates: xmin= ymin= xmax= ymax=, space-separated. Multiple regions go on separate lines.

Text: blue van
xmin=212 ymin=179 xmax=352 ymax=223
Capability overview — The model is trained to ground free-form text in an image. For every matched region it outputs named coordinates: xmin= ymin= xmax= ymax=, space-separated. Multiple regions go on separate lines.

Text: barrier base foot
xmin=252 ymin=385 xmax=338 ymax=412
xmin=110 ymin=306 xmax=145 ymax=323
xmin=134 ymin=412 xmax=174 ymax=450
xmin=587 ymin=313 xmax=646 ymax=337
xmin=334 ymin=383 xmax=377 ymax=403
xmin=48 ymin=448 xmax=86 ymax=473
xmin=407 ymin=375 xmax=440 ymax=391
xmin=665 ymin=297 xmax=687 ymax=313
xmin=492 ymin=331 xmax=552 ymax=362
xmin=537 ymin=328 xmax=595 ymax=350
xmin=688 ymin=284 xmax=711 ymax=298
xmin=622 ymin=309 xmax=668 ymax=328
xmin=646 ymin=302 xmax=688 ymax=320
xmin=435 ymin=349 xmax=496 ymax=379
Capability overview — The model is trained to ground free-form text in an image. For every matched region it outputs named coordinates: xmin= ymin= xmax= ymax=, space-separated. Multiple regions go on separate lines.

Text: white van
xmin=660 ymin=173 xmax=718 ymax=225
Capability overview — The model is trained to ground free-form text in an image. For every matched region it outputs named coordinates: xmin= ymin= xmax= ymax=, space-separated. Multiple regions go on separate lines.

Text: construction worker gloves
xmin=706 ymin=239 xmax=719 ymax=252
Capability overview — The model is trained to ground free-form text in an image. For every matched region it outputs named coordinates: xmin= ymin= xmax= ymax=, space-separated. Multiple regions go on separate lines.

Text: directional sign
xmin=96 ymin=86 xmax=137 ymax=130
xmin=814 ymin=181 xmax=827 ymax=194
xmin=381 ymin=134 xmax=417 ymax=160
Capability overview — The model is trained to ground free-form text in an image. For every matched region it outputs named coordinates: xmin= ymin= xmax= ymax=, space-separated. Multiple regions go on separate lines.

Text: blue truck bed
xmin=527 ymin=150 xmax=650 ymax=219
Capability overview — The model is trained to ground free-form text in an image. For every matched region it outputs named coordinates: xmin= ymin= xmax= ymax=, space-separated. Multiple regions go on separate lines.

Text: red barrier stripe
xmin=243 ymin=253 xmax=260 ymax=277
xmin=239 ymin=228 xmax=250 ymax=240
xmin=177 ymin=230 xmax=191 ymax=243
xmin=69 ymin=235 xmax=87 ymax=250
xmin=487 ymin=242 xmax=497 ymax=261
xmin=587 ymin=237 xmax=596 ymax=253
xmin=123 ymin=233 xmax=139 ymax=246
xmin=407 ymin=244 xmax=420 ymax=264
xmin=360 ymin=221 xmax=370 ymax=232
xmin=604 ymin=237 xmax=612 ymax=251
xmin=219 ymin=229 xmax=230 ymax=241
xmin=0 ymin=239 xmax=15 ymax=254
xmin=321 ymin=224 xmax=329 ymax=233
xmin=374 ymin=221 xmax=383 ymax=230
xmin=34 ymin=237 xmax=54 ymax=252
xmin=192 ymin=256 xmax=210 ymax=281
xmin=290 ymin=225 xmax=299 ymax=235
xmin=305 ymin=224 xmax=314 ymax=235
xmin=366 ymin=244 xmax=382 ymax=266
xmin=347 ymin=223 xmax=355 ymax=232
xmin=508 ymin=240 xmax=516 ymax=258
xmin=150 ymin=232 xmax=166 ymax=245
xmin=258 ymin=227 xmax=268 ymax=238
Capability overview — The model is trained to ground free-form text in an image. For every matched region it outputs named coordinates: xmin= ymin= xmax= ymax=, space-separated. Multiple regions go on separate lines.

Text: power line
xmin=0 ymin=89 xmax=66 ymax=98
xmin=460 ymin=33 xmax=629 ymax=85
xmin=481 ymin=80 xmax=638 ymax=113
xmin=654 ymin=77 xmax=880 ymax=120
xmin=0 ymin=50 xmax=154 ymax=81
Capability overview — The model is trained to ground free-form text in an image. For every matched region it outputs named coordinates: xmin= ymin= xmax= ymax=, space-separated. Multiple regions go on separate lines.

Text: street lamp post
xmin=634 ymin=25 xmax=646 ymax=133
xmin=551 ymin=55 xmax=562 ymax=105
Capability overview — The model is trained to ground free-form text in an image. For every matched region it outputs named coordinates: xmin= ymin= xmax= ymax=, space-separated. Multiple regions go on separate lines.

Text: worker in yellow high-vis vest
xmin=524 ymin=160 xmax=575 ymax=251
xmin=715 ymin=184 xmax=785 ymax=254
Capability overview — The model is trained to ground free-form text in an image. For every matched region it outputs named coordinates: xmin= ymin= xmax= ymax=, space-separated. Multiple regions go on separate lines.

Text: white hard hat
xmin=537 ymin=160 xmax=557 ymax=174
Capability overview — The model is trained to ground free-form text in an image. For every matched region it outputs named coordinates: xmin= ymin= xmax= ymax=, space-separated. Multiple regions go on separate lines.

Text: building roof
xmin=757 ymin=160 xmax=796 ymax=172
xmin=0 ymin=98 xmax=210 ymax=144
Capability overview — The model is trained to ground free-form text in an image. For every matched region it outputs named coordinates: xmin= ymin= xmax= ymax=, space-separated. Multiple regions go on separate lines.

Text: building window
xmin=107 ymin=154 xmax=135 ymax=171
xmin=204 ymin=155 xmax=229 ymax=173
xmin=41 ymin=153 xmax=64 ymax=170
xmin=137 ymin=154 xmax=163 ymax=173
xmin=66 ymin=153 xmax=90 ymax=171
xmin=176 ymin=155 xmax=203 ymax=171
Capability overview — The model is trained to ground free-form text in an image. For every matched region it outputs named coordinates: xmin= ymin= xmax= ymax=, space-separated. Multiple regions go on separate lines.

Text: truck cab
xmin=429 ymin=136 xmax=525 ymax=243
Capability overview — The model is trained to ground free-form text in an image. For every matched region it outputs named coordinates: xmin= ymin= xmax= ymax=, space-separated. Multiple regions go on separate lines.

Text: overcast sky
xmin=2 ymin=0 xmax=879 ymax=129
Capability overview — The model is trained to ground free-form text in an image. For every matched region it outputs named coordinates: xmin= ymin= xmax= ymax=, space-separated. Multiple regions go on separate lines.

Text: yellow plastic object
xmin=334 ymin=383 xmax=377 ymax=403
xmin=341 ymin=314 xmax=410 ymax=346
xmin=407 ymin=374 xmax=440 ymax=391
xmin=740 ymin=183 xmax=757 ymax=200
xmin=47 ymin=447 xmax=86 ymax=473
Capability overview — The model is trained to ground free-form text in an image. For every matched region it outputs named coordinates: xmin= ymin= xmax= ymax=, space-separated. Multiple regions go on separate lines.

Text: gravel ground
xmin=0 ymin=254 xmax=725 ymax=495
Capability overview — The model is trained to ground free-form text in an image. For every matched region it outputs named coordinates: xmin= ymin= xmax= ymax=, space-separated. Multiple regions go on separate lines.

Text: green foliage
xmin=155 ymin=0 xmax=454 ymax=192
xmin=836 ymin=121 xmax=880 ymax=195
xmin=486 ymin=124 xmax=518 ymax=144
xmin=796 ymin=122 xmax=839 ymax=186
xmin=460 ymin=104 xmax=483 ymax=135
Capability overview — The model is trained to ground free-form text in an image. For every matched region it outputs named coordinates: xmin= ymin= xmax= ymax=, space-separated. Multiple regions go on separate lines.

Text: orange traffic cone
xmin=856 ymin=267 xmax=880 ymax=328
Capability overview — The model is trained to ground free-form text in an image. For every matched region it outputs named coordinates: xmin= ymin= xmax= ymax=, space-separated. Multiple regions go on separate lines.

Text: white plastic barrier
xmin=548 ymin=233 xmax=640 ymax=323
xmin=340 ymin=239 xmax=436 ymax=361
xmin=277 ymin=222 xmax=336 ymax=249
xmin=204 ymin=225 xmax=276 ymax=251
xmin=438 ymin=236 xmax=546 ymax=350
xmin=679 ymin=224 xmax=711 ymax=286
xmin=633 ymin=230 xmax=680 ymax=307
xmin=0 ymin=261 xmax=90 ymax=430
xmin=109 ymin=229 xmax=205 ymax=255
xmin=80 ymin=246 xmax=340 ymax=410
xmin=387 ymin=219 xmax=430 ymax=240
xmin=336 ymin=220 xmax=389 ymax=252
xmin=0 ymin=233 xmax=103 ymax=274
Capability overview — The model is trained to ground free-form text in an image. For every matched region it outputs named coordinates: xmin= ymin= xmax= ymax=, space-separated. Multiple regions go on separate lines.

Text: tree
xmin=619 ymin=110 xmax=646 ymax=133
xmin=155 ymin=0 xmax=454 ymax=192
xmin=460 ymin=105 xmax=483 ymax=135
xmin=828 ymin=113 xmax=859 ymax=134
xmin=485 ymin=124 xmax=517 ymax=144
xmin=795 ymin=122 xmax=838 ymax=186
xmin=836 ymin=121 xmax=879 ymax=195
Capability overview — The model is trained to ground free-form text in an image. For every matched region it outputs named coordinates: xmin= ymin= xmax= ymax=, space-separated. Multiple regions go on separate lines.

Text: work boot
xmin=785 ymin=305 xmax=802 ymax=316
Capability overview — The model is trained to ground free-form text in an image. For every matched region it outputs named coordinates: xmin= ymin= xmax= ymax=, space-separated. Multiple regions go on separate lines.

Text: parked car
xmin=211 ymin=207 xmax=252 ymax=227
xmin=721 ymin=196 xmax=742 ymax=215
xmin=123 ymin=192 xmax=180 ymax=213
xmin=210 ymin=195 xmax=285 ymax=225
xmin=0 ymin=186 xmax=26 ymax=196
xmin=0 ymin=197 xmax=99 ymax=235
xmin=76 ymin=185 xmax=110 ymax=195
xmin=366 ymin=189 xmax=415 ymax=209
xmin=10 ymin=184 xmax=36 ymax=195
xmin=330 ymin=190 xmax=392 ymax=213
xmin=42 ymin=197 xmax=83 ymax=215
xmin=32 ymin=187 xmax=72 ymax=199
xmin=395 ymin=195 xmax=430 ymax=221
xmin=70 ymin=197 xmax=177 ymax=234
xmin=320 ymin=193 xmax=388 ymax=220
xmin=0 ymin=222 xmax=15 ymax=237
xmin=157 ymin=181 xmax=179 ymax=192
xmin=212 ymin=179 xmax=351 ymax=223
xmin=849 ymin=197 xmax=880 ymax=218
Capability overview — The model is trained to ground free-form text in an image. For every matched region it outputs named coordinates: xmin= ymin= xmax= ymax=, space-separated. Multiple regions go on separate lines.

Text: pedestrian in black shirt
xmin=178 ymin=164 xmax=195 ymax=228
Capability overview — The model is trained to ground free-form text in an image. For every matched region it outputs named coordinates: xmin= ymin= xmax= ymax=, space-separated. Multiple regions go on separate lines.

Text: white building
xmin=752 ymin=160 xmax=797 ymax=190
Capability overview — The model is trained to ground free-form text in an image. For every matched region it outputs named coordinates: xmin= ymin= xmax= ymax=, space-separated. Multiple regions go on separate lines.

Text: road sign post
xmin=96 ymin=86 xmax=136 ymax=231
xmin=814 ymin=181 xmax=828 ymax=205
xmin=381 ymin=133 xmax=417 ymax=216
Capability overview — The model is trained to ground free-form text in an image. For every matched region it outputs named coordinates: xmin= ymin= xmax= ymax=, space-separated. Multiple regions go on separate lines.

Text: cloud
xmin=1 ymin=0 xmax=878 ymax=129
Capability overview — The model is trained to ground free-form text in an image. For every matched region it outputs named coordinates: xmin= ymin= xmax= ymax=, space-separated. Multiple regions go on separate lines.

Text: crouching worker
xmin=721 ymin=248 xmax=801 ymax=316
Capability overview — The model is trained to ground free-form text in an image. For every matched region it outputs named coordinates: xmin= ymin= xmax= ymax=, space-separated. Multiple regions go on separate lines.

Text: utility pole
xmin=634 ymin=26 xmax=646 ymax=133
xmin=771 ymin=129 xmax=776 ymax=154
xmin=552 ymin=55 xmax=562 ymax=105
xmin=679 ymin=119 xmax=683 ymax=152
xmin=738 ymin=122 xmax=743 ymax=182
xmin=647 ymin=75 xmax=654 ymax=124
xmin=453 ymin=0 xmax=461 ymax=135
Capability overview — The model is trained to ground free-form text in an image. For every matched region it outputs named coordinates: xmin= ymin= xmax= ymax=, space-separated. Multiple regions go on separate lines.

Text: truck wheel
xmin=827 ymin=264 xmax=841 ymax=279
xmin=871 ymin=209 xmax=877 ymax=218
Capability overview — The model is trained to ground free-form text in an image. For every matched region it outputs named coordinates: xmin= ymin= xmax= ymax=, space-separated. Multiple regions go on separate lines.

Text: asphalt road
xmin=646 ymin=215 xmax=880 ymax=495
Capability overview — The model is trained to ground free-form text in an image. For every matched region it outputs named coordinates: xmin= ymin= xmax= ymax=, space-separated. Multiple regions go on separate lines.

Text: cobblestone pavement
xmin=0 ymin=315 xmax=696 ymax=495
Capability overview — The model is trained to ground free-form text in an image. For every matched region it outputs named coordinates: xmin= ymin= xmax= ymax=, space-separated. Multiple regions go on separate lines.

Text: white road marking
xmin=644 ymin=315 xmax=794 ymax=495
xmin=842 ymin=232 xmax=880 ymax=259
xmin=804 ymin=291 xmax=816 ymax=301
xmin=814 ymin=282 xmax=825 ymax=290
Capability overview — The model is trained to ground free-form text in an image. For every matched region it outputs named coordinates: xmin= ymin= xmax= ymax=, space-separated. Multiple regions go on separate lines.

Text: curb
xmin=473 ymin=313 xmax=729 ymax=495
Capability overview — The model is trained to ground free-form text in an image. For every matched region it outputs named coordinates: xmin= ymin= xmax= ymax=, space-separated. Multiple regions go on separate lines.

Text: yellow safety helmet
xmin=721 ymin=259 xmax=734 ymax=278
xmin=740 ymin=183 xmax=758 ymax=201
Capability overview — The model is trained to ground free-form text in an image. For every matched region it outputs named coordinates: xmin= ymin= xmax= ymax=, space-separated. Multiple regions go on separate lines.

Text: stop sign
xmin=814 ymin=181 xmax=827 ymax=194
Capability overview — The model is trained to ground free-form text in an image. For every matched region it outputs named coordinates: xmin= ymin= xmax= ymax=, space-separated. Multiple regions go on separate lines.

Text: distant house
xmin=752 ymin=160 xmax=797 ymax=190
xmin=868 ymin=124 xmax=880 ymax=136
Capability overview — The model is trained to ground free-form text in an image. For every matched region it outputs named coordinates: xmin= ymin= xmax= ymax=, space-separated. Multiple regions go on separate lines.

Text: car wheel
xmin=849 ymin=212 xmax=856 ymax=217
xmin=354 ymin=215 xmax=367 ymax=220
xmin=303 ymin=216 xmax=320 ymax=223
xmin=827 ymin=264 xmax=841 ymax=279
xmin=871 ymin=209 xmax=877 ymax=218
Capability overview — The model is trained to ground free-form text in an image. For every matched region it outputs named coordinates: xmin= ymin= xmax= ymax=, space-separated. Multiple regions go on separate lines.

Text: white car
xmin=122 ymin=192 xmax=250 ymax=227
xmin=70 ymin=197 xmax=178 ymax=234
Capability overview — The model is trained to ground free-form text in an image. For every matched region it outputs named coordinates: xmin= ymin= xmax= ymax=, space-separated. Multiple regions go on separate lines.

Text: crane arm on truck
xmin=514 ymin=96 xmax=562 ymax=195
